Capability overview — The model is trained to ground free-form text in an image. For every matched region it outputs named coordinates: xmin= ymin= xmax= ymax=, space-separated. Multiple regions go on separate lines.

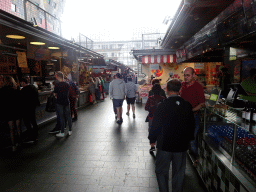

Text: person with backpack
xmin=145 ymin=84 xmax=165 ymax=152
xmin=66 ymin=77 xmax=79 ymax=122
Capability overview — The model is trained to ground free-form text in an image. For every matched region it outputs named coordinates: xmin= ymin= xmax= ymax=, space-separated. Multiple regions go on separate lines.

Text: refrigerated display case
xmin=195 ymin=106 xmax=256 ymax=192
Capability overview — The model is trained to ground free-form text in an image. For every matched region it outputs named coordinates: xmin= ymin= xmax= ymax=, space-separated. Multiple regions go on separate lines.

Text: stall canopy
xmin=161 ymin=0 xmax=235 ymax=49
xmin=132 ymin=48 xmax=176 ymax=64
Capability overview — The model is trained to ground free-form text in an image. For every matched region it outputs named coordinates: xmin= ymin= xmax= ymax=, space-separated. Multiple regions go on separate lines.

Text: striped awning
xmin=141 ymin=55 xmax=176 ymax=64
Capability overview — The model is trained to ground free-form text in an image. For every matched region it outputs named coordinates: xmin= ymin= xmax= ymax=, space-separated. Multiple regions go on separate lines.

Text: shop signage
xmin=150 ymin=64 xmax=159 ymax=70
xmin=194 ymin=63 xmax=204 ymax=69
xmin=16 ymin=51 xmax=28 ymax=68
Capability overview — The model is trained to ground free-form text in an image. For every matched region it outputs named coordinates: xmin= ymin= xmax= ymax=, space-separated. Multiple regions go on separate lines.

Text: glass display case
xmin=203 ymin=105 xmax=256 ymax=191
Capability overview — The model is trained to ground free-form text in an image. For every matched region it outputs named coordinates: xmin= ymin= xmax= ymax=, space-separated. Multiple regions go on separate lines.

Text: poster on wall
xmin=16 ymin=51 xmax=28 ymax=68
xmin=241 ymin=60 xmax=256 ymax=81
xmin=152 ymin=65 xmax=163 ymax=77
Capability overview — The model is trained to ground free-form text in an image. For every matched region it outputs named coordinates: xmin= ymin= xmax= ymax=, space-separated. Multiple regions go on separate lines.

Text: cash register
xmin=226 ymin=83 xmax=248 ymax=108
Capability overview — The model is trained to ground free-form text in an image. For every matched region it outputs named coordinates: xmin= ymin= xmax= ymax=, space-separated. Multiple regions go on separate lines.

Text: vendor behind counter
xmin=241 ymin=68 xmax=256 ymax=102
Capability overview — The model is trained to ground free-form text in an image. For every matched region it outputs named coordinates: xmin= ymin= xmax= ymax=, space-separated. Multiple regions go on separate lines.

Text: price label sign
xmin=210 ymin=94 xmax=218 ymax=101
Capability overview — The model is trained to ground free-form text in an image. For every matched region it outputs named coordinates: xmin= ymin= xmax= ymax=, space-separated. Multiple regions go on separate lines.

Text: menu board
xmin=16 ymin=51 xmax=28 ymax=68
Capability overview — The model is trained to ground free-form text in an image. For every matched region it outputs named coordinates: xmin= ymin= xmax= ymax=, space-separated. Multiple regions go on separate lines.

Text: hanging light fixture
xmin=48 ymin=47 xmax=60 ymax=49
xmin=30 ymin=42 xmax=45 ymax=45
xmin=6 ymin=35 xmax=25 ymax=39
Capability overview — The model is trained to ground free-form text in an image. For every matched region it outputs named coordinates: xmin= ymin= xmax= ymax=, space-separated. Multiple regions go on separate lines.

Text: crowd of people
xmin=1 ymin=67 xmax=206 ymax=192
xmin=0 ymin=75 xmax=40 ymax=152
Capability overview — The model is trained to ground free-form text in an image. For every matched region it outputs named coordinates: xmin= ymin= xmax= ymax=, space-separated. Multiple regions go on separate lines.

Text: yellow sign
xmin=16 ymin=51 xmax=28 ymax=67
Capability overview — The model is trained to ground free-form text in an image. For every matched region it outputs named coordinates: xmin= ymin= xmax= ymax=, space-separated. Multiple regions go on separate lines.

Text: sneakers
xmin=126 ymin=112 xmax=129 ymax=116
xmin=133 ymin=114 xmax=136 ymax=118
xmin=68 ymin=131 xmax=72 ymax=136
xmin=49 ymin=128 xmax=60 ymax=134
xmin=117 ymin=119 xmax=122 ymax=125
xmin=56 ymin=132 xmax=65 ymax=137
xmin=149 ymin=146 xmax=155 ymax=153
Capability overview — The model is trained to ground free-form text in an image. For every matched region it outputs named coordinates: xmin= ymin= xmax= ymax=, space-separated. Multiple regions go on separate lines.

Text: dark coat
xmin=148 ymin=96 xmax=195 ymax=152
xmin=20 ymin=84 xmax=40 ymax=109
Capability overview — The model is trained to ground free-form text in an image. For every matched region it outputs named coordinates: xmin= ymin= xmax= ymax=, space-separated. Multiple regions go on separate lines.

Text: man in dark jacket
xmin=148 ymin=79 xmax=195 ymax=192
xmin=20 ymin=78 xmax=40 ymax=143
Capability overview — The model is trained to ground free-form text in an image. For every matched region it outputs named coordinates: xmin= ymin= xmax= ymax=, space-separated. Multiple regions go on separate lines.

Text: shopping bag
xmin=45 ymin=93 xmax=56 ymax=112
xmin=100 ymin=93 xmax=104 ymax=100
xmin=89 ymin=94 xmax=93 ymax=103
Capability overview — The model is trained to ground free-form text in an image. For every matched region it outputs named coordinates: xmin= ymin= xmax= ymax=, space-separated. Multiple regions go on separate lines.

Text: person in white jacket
xmin=109 ymin=73 xmax=125 ymax=124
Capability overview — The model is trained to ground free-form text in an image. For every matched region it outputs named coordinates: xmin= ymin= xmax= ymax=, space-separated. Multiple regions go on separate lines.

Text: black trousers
xmin=23 ymin=108 xmax=38 ymax=140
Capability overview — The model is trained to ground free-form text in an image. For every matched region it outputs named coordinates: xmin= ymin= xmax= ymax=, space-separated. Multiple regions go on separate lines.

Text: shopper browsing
xmin=180 ymin=67 xmax=205 ymax=167
xmin=54 ymin=71 xmax=72 ymax=137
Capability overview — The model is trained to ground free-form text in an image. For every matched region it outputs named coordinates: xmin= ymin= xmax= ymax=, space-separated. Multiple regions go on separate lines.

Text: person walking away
xmin=0 ymin=76 xmax=22 ymax=152
xmin=109 ymin=73 xmax=125 ymax=124
xmin=54 ymin=71 xmax=72 ymax=137
xmin=149 ymin=79 xmax=167 ymax=99
xmin=89 ymin=77 xmax=96 ymax=104
xmin=180 ymin=67 xmax=205 ymax=167
xmin=111 ymin=75 xmax=117 ymax=120
xmin=148 ymin=79 xmax=195 ymax=192
xmin=66 ymin=77 xmax=79 ymax=122
xmin=20 ymin=78 xmax=40 ymax=143
xmin=95 ymin=77 xmax=101 ymax=101
xmin=125 ymin=77 xmax=138 ymax=118
xmin=145 ymin=84 xmax=165 ymax=153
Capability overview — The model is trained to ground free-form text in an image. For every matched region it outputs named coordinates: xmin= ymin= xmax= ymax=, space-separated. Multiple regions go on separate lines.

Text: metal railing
xmin=78 ymin=33 xmax=94 ymax=50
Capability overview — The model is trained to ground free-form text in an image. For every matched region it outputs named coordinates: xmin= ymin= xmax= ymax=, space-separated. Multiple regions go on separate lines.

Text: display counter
xmin=193 ymin=105 xmax=256 ymax=192
xmin=36 ymin=89 xmax=90 ymax=126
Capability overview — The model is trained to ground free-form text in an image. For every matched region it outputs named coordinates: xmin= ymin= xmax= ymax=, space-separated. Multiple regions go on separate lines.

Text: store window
xmin=112 ymin=53 xmax=115 ymax=57
xmin=53 ymin=2 xmax=57 ymax=8
xmin=11 ymin=3 xmax=16 ymax=12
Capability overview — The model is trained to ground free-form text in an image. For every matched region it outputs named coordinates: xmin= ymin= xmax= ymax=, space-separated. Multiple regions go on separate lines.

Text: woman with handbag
xmin=145 ymin=84 xmax=165 ymax=153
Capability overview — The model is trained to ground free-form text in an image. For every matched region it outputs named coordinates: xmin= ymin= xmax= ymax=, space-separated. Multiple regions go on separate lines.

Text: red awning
xmin=141 ymin=55 xmax=176 ymax=64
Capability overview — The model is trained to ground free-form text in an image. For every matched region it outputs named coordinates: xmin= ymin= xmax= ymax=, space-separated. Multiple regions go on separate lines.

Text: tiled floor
xmin=0 ymin=99 xmax=207 ymax=192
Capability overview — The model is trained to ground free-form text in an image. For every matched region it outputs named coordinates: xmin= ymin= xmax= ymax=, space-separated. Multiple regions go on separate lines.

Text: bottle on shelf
xmin=252 ymin=102 xmax=256 ymax=123
xmin=245 ymin=102 xmax=252 ymax=122
xmin=242 ymin=101 xmax=247 ymax=120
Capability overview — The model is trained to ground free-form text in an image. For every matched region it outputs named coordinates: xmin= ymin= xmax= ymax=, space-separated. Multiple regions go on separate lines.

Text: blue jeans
xmin=190 ymin=113 xmax=200 ymax=157
xmin=56 ymin=104 xmax=72 ymax=133
xmin=155 ymin=149 xmax=187 ymax=192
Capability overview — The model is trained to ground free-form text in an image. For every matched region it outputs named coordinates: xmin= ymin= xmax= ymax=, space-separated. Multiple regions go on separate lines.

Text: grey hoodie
xmin=109 ymin=78 xmax=125 ymax=99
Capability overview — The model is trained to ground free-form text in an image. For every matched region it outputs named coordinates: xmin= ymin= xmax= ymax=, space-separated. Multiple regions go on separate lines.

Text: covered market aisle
xmin=0 ymin=99 xmax=206 ymax=192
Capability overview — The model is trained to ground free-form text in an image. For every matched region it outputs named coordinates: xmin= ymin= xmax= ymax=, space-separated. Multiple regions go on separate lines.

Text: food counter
xmin=191 ymin=105 xmax=256 ymax=192
xmin=36 ymin=88 xmax=90 ymax=126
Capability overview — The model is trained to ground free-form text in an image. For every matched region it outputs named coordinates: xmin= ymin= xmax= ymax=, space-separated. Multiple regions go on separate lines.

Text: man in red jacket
xmin=180 ymin=67 xmax=205 ymax=166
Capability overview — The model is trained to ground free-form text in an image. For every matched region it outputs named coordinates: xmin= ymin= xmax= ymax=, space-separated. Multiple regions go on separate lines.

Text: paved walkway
xmin=0 ymin=98 xmax=207 ymax=192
